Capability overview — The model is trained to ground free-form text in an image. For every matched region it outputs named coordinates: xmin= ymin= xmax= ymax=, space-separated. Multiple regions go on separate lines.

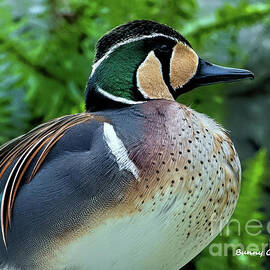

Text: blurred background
xmin=0 ymin=0 xmax=269 ymax=269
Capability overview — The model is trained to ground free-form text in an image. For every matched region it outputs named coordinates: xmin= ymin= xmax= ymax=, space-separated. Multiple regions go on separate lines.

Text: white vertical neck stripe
xmin=97 ymin=86 xmax=144 ymax=105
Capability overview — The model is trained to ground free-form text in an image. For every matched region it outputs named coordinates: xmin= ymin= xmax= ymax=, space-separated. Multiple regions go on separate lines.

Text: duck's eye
xmin=158 ymin=45 xmax=170 ymax=53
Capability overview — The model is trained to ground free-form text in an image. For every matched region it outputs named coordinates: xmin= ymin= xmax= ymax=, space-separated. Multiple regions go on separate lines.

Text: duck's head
xmin=85 ymin=20 xmax=254 ymax=111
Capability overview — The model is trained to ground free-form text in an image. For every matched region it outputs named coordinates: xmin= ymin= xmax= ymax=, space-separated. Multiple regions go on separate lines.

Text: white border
xmin=97 ymin=87 xmax=144 ymax=105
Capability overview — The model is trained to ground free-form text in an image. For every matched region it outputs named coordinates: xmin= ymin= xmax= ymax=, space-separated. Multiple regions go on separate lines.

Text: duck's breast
xmin=52 ymin=99 xmax=241 ymax=270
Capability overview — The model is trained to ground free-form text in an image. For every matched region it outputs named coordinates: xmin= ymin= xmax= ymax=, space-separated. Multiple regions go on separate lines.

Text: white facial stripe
xmin=97 ymin=87 xmax=144 ymax=105
xmin=91 ymin=33 xmax=179 ymax=77
xmin=136 ymin=52 xmax=151 ymax=99
xmin=103 ymin=123 xmax=139 ymax=180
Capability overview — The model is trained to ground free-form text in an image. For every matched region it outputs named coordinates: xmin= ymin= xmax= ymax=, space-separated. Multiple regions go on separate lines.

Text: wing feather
xmin=0 ymin=113 xmax=106 ymax=247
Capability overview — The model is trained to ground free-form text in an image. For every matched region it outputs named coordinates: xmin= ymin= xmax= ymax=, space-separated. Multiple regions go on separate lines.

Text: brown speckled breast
xmin=51 ymin=99 xmax=241 ymax=270
xmin=122 ymin=99 xmax=241 ymax=268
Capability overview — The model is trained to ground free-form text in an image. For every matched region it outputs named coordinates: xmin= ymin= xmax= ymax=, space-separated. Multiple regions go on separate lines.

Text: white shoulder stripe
xmin=103 ymin=123 xmax=139 ymax=180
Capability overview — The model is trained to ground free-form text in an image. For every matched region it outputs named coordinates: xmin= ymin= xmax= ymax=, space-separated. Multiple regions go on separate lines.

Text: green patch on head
xmin=91 ymin=40 xmax=149 ymax=101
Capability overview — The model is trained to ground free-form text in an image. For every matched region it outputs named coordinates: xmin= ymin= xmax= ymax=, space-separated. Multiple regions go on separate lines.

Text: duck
xmin=0 ymin=20 xmax=253 ymax=270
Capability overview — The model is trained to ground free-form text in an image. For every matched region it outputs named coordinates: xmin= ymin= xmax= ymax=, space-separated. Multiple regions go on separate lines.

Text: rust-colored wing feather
xmin=0 ymin=113 xmax=104 ymax=248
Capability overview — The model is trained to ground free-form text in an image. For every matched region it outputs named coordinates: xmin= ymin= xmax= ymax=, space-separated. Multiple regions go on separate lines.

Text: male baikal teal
xmin=0 ymin=20 xmax=254 ymax=270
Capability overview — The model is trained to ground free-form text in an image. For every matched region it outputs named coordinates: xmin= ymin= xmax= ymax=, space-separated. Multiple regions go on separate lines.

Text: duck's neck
xmin=84 ymin=68 xmax=145 ymax=112
xmin=85 ymin=80 xmax=135 ymax=112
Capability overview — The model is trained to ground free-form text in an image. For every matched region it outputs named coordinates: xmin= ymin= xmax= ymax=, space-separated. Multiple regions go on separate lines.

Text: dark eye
xmin=158 ymin=44 xmax=170 ymax=53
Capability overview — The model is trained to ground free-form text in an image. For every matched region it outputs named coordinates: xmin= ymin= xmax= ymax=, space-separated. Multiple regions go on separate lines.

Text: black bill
xmin=193 ymin=58 xmax=254 ymax=86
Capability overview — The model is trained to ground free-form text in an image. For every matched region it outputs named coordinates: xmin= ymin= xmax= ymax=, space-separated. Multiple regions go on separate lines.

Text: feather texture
xmin=0 ymin=113 xmax=106 ymax=247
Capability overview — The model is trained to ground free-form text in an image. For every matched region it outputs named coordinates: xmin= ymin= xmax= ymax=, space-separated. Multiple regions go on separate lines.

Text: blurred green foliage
xmin=0 ymin=0 xmax=269 ymax=269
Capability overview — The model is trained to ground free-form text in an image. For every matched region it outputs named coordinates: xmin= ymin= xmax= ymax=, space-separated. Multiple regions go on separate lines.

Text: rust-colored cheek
xmin=136 ymin=51 xmax=173 ymax=100
xmin=170 ymin=43 xmax=199 ymax=89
